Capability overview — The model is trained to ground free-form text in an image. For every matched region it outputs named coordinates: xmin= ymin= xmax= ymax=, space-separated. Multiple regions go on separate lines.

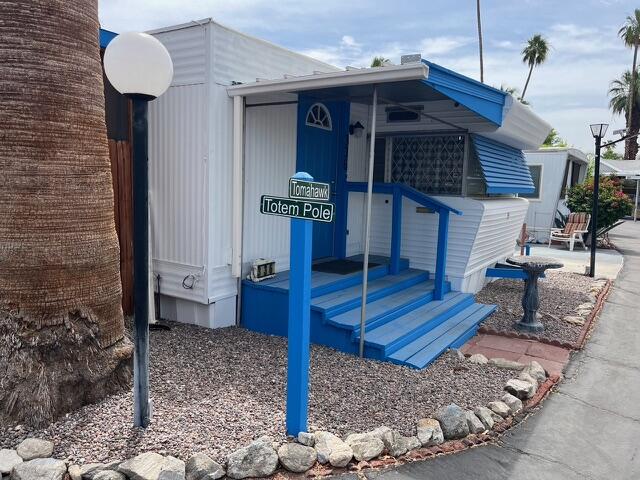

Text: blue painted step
xmin=358 ymin=291 xmax=476 ymax=357
xmin=326 ymin=280 xmax=451 ymax=336
xmin=311 ymin=268 xmax=429 ymax=317
xmin=388 ymin=303 xmax=497 ymax=369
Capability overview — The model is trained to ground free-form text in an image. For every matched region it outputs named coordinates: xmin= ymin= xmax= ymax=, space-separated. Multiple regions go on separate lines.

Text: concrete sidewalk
xmin=361 ymin=221 xmax=640 ymax=480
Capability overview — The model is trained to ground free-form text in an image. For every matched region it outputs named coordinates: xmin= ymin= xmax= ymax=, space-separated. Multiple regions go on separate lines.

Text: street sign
xmin=289 ymin=178 xmax=330 ymax=202
xmin=260 ymin=195 xmax=334 ymax=223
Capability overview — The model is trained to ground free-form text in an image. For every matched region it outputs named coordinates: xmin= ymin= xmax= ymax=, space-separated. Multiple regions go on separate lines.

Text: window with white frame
xmin=385 ymin=134 xmax=466 ymax=195
xmin=305 ymin=103 xmax=332 ymax=130
xmin=521 ymin=164 xmax=543 ymax=200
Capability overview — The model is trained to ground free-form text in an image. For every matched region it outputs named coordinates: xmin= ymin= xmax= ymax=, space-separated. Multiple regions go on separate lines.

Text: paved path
xmin=359 ymin=221 xmax=640 ymax=480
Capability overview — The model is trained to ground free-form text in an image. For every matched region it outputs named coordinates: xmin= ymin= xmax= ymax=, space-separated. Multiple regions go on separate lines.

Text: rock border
xmin=478 ymin=279 xmax=612 ymax=350
xmin=1 ymin=360 xmax=561 ymax=480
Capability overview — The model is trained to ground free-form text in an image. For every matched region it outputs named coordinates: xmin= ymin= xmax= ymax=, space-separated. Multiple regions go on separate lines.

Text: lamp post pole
xmin=589 ymin=135 xmax=602 ymax=278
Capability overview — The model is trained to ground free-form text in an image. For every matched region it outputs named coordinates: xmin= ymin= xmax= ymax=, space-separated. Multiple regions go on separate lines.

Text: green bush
xmin=566 ymin=176 xmax=633 ymax=229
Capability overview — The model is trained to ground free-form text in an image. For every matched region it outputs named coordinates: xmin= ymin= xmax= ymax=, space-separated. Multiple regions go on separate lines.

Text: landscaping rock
xmin=416 ymin=419 xmax=444 ymax=447
xmin=385 ymin=432 xmax=420 ymax=457
xmin=473 ymin=407 xmax=495 ymax=430
xmin=487 ymin=401 xmax=511 ymax=418
xmin=464 ymin=411 xmax=485 ymax=434
xmin=488 ymin=358 xmax=525 ymax=370
xmin=0 ymin=449 xmax=23 ymax=475
xmin=518 ymin=371 xmax=539 ymax=389
xmin=297 ymin=432 xmax=315 ymax=447
xmin=15 ymin=440 xmax=54 ymax=461
xmin=563 ymin=315 xmax=585 ymax=326
xmin=78 ymin=464 xmax=111 ymax=480
xmin=185 ymin=453 xmax=224 ymax=480
xmin=344 ymin=433 xmax=384 ymax=461
xmin=68 ymin=465 xmax=82 ymax=480
xmin=523 ymin=361 xmax=547 ymax=383
xmin=434 ymin=404 xmax=469 ymax=439
xmin=468 ymin=354 xmax=488 ymax=365
xmin=11 ymin=458 xmax=66 ymax=480
xmin=313 ymin=432 xmax=352 ymax=468
xmin=450 ymin=349 xmax=465 ymax=361
xmin=226 ymin=437 xmax=279 ymax=479
xmin=118 ymin=452 xmax=166 ymax=480
xmin=93 ymin=471 xmax=126 ymax=480
xmin=490 ymin=411 xmax=504 ymax=424
xmin=158 ymin=457 xmax=185 ymax=480
xmin=501 ymin=393 xmax=523 ymax=414
xmin=505 ymin=378 xmax=536 ymax=400
xmin=577 ymin=302 xmax=594 ymax=310
xmin=277 ymin=443 xmax=317 ymax=473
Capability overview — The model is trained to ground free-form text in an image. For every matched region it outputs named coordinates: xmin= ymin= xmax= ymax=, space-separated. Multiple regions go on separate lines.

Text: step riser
xmin=371 ymin=295 xmax=476 ymax=357
xmin=317 ymin=272 xmax=430 ymax=318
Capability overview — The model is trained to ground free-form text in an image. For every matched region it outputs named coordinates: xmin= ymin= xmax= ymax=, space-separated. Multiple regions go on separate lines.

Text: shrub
xmin=566 ymin=176 xmax=633 ymax=229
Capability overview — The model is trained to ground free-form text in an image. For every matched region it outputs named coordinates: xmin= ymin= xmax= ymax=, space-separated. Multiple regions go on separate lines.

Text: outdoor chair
xmin=549 ymin=212 xmax=591 ymax=251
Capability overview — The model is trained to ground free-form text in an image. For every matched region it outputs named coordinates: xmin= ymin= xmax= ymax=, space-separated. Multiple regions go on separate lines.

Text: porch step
xmin=358 ymin=291 xmax=476 ymax=357
xmin=325 ymin=279 xmax=451 ymax=334
xmin=311 ymin=268 xmax=429 ymax=317
xmin=388 ymin=304 xmax=497 ymax=369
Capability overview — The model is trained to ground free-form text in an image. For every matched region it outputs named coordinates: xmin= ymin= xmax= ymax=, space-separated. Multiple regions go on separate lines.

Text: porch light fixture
xmin=349 ymin=121 xmax=365 ymax=138
xmin=587 ymin=123 xmax=608 ymax=278
xmin=104 ymin=32 xmax=174 ymax=428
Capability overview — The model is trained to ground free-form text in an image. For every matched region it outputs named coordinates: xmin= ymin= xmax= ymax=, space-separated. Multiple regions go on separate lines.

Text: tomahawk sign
xmin=260 ymin=195 xmax=334 ymax=223
xmin=289 ymin=178 xmax=330 ymax=202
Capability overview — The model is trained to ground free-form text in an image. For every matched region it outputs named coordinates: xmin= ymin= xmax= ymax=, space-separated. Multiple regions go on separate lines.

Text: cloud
xmin=419 ymin=36 xmax=474 ymax=56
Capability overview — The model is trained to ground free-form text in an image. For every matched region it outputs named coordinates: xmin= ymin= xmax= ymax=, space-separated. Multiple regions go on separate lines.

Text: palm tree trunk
xmin=628 ymin=90 xmax=640 ymax=160
xmin=625 ymin=45 xmax=638 ymax=159
xmin=476 ymin=0 xmax=484 ymax=83
xmin=0 ymin=0 xmax=133 ymax=427
xmin=521 ymin=64 xmax=534 ymax=100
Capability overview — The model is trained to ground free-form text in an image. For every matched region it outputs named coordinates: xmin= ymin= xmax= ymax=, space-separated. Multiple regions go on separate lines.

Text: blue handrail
xmin=345 ymin=182 xmax=460 ymax=300
xmin=345 ymin=182 xmax=463 ymax=216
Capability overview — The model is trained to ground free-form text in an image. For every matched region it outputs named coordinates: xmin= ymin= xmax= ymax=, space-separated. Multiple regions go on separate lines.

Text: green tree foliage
xmin=566 ymin=176 xmax=633 ymax=229
xmin=521 ymin=34 xmax=550 ymax=100
xmin=543 ymin=128 xmax=568 ymax=147
xmin=602 ymin=143 xmax=623 ymax=160
xmin=371 ymin=56 xmax=389 ymax=67
xmin=609 ymin=69 xmax=640 ymax=159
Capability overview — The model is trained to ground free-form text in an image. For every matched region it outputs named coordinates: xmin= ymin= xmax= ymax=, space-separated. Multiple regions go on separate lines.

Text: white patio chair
xmin=549 ymin=212 xmax=591 ymax=251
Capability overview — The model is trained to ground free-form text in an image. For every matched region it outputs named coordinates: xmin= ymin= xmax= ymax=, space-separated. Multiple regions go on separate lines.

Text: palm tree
xmin=476 ymin=0 xmax=484 ymax=82
xmin=520 ymin=34 xmax=550 ymax=101
xmin=618 ymin=9 xmax=640 ymax=158
xmin=609 ymin=70 xmax=640 ymax=159
xmin=0 ymin=0 xmax=133 ymax=426
xmin=371 ymin=56 xmax=390 ymax=67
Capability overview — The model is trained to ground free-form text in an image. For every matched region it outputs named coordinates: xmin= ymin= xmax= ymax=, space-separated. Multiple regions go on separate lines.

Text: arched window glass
xmin=305 ymin=103 xmax=332 ymax=131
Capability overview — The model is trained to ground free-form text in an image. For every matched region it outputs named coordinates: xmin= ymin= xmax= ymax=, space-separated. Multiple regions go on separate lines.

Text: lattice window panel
xmin=390 ymin=135 xmax=465 ymax=195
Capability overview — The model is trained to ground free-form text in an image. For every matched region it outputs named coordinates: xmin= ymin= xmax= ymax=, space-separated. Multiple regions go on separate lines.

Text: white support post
xmin=232 ymin=95 xmax=245 ymax=278
xmin=359 ymin=87 xmax=378 ymax=358
xmin=635 ymin=178 xmax=639 ymax=222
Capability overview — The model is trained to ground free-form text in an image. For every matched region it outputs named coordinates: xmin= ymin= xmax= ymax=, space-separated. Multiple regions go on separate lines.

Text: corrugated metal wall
xmin=346 ymin=102 xmax=370 ymax=256
xmin=153 ymin=25 xmax=208 ymax=86
xmin=242 ymin=104 xmax=298 ymax=272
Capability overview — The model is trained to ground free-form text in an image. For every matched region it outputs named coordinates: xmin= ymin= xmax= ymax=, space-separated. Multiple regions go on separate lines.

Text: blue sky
xmin=100 ymin=0 xmax=637 ymax=154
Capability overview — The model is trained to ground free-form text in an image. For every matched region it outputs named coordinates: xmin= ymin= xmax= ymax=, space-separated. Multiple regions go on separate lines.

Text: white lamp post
xmin=104 ymin=32 xmax=173 ymax=428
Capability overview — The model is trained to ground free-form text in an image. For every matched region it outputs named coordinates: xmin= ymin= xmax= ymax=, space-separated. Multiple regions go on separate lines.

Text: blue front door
xmin=296 ymin=98 xmax=349 ymax=260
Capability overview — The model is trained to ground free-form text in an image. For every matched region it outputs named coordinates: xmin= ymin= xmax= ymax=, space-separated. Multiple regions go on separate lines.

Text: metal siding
xmin=153 ymin=25 xmax=208 ymax=86
xmin=210 ymin=23 xmax=337 ymax=85
xmin=472 ymin=135 xmax=535 ymax=194
xmin=148 ymin=83 xmax=208 ymax=302
xmin=243 ymin=103 xmax=298 ymax=273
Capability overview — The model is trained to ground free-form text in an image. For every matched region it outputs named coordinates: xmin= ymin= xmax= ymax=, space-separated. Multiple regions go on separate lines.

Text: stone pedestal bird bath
xmin=506 ymin=256 xmax=564 ymax=332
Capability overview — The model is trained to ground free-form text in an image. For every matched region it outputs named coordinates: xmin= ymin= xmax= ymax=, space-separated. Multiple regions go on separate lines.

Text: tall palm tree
xmin=520 ymin=34 xmax=550 ymax=101
xmin=371 ymin=56 xmax=390 ymax=67
xmin=0 ymin=0 xmax=133 ymax=426
xmin=618 ymin=9 xmax=640 ymax=158
xmin=609 ymin=70 xmax=640 ymax=160
xmin=476 ymin=0 xmax=484 ymax=82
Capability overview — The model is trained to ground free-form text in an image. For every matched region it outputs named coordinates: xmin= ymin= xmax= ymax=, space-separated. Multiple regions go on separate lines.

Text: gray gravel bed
xmin=0 ymin=325 xmax=512 ymax=464
xmin=477 ymin=270 xmax=598 ymax=344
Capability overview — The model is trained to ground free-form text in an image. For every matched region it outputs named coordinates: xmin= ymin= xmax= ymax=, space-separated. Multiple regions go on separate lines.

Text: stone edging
xmin=477 ymin=279 xmax=613 ymax=351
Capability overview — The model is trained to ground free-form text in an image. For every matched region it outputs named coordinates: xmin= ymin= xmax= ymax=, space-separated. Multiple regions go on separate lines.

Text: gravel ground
xmin=0 ymin=325 xmax=513 ymax=464
xmin=477 ymin=270 xmax=598 ymax=344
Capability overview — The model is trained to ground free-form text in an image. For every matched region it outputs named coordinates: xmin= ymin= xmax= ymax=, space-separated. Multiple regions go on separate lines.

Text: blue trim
xmin=100 ymin=28 xmax=117 ymax=49
xmin=286 ymin=172 xmax=314 ymax=436
xmin=346 ymin=182 xmax=462 ymax=216
xmin=390 ymin=188 xmax=403 ymax=274
xmin=335 ymin=103 xmax=350 ymax=259
xmin=422 ymin=60 xmax=506 ymax=126
xmin=434 ymin=210 xmax=449 ymax=300
xmin=471 ymin=134 xmax=535 ymax=194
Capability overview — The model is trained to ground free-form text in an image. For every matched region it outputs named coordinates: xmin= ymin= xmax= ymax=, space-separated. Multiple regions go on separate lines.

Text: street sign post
xmin=259 ymin=172 xmax=334 ymax=436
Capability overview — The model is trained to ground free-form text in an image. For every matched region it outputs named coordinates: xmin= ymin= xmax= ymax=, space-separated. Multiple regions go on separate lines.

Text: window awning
xmin=471 ymin=135 xmax=535 ymax=194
